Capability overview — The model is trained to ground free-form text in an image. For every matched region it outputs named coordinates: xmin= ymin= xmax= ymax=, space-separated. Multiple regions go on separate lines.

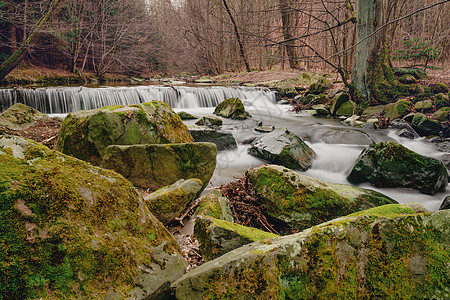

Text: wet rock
xmin=390 ymin=119 xmax=420 ymax=138
xmin=361 ymin=105 xmax=385 ymax=120
xmin=411 ymin=113 xmax=442 ymax=137
xmin=313 ymin=128 xmax=373 ymax=145
xmin=101 ymin=142 xmax=217 ymax=192
xmin=172 ymin=204 xmax=448 ymax=300
xmin=214 ymin=97 xmax=251 ymax=120
xmin=248 ymin=128 xmax=316 ymax=171
xmin=255 ymin=125 xmax=275 ymax=133
xmin=342 ymin=115 xmax=365 ymax=127
xmin=55 ymin=101 xmax=192 ymax=165
xmin=335 ymin=100 xmax=359 ymax=117
xmin=195 ymin=115 xmax=223 ymax=127
xmin=384 ymin=99 xmax=412 ymax=120
xmin=397 ymin=128 xmax=416 ymax=139
xmin=414 ymin=100 xmax=434 ymax=114
xmin=439 ymin=196 xmax=450 ymax=210
xmin=189 ymin=125 xmax=237 ymax=151
xmin=312 ymin=104 xmax=330 ymax=116
xmin=0 ymin=103 xmax=61 ymax=130
xmin=145 ymin=179 xmax=203 ymax=225
xmin=178 ymin=111 xmax=198 ymax=120
xmin=348 ymin=141 xmax=448 ymax=195
xmin=0 ymin=135 xmax=187 ymax=298
xmin=330 ymin=92 xmax=349 ymax=115
xmin=247 ymin=165 xmax=396 ymax=231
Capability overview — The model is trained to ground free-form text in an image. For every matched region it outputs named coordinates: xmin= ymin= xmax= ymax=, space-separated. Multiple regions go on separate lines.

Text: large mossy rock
xmin=248 ymin=128 xmax=316 ymax=171
xmin=435 ymin=93 xmax=450 ymax=109
xmin=0 ymin=135 xmax=187 ymax=299
xmin=384 ymin=99 xmax=411 ymax=120
xmin=411 ymin=113 xmax=442 ymax=136
xmin=101 ymin=142 xmax=217 ymax=192
xmin=194 ymin=216 xmax=279 ymax=261
xmin=189 ymin=125 xmax=237 ymax=151
xmin=172 ymin=203 xmax=449 ymax=299
xmin=214 ymin=97 xmax=251 ymax=120
xmin=348 ymin=141 xmax=448 ymax=195
xmin=414 ymin=100 xmax=434 ymax=114
xmin=55 ymin=101 xmax=193 ymax=165
xmin=0 ymin=103 xmax=60 ymax=130
xmin=335 ymin=100 xmax=358 ymax=117
xmin=247 ymin=165 xmax=396 ymax=231
xmin=329 ymin=92 xmax=349 ymax=115
xmin=393 ymin=67 xmax=428 ymax=80
xmin=194 ymin=190 xmax=278 ymax=261
xmin=195 ymin=115 xmax=223 ymax=127
xmin=145 ymin=179 xmax=203 ymax=225
xmin=307 ymin=78 xmax=333 ymax=95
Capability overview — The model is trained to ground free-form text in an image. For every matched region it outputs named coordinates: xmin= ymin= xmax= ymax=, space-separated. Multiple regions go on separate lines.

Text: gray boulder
xmin=172 ymin=204 xmax=449 ymax=300
xmin=189 ymin=125 xmax=237 ymax=150
xmin=0 ymin=103 xmax=60 ymax=130
xmin=348 ymin=141 xmax=448 ymax=195
xmin=101 ymin=142 xmax=217 ymax=192
xmin=248 ymin=128 xmax=316 ymax=171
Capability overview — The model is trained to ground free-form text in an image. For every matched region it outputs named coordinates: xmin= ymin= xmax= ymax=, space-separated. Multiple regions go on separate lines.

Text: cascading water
xmin=0 ymin=85 xmax=277 ymax=114
xmin=0 ymin=84 xmax=447 ymax=210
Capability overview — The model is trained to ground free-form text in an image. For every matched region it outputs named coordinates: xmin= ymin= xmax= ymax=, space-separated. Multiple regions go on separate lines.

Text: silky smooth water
xmin=2 ymin=84 xmax=447 ymax=210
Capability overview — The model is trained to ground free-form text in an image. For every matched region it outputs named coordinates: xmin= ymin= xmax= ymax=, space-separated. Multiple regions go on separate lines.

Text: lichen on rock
xmin=213 ymin=97 xmax=251 ymax=120
xmin=0 ymin=135 xmax=187 ymax=299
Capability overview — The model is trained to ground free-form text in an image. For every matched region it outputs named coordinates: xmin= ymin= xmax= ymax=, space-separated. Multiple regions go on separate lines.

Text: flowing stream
xmin=1 ymin=84 xmax=448 ymax=211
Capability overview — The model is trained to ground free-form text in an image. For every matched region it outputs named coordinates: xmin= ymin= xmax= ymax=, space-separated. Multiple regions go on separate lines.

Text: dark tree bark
xmin=222 ymin=0 xmax=251 ymax=72
xmin=0 ymin=0 xmax=64 ymax=81
xmin=279 ymin=0 xmax=297 ymax=69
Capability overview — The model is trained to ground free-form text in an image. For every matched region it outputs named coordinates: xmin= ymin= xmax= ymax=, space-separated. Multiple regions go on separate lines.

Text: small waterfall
xmin=0 ymin=85 xmax=277 ymax=114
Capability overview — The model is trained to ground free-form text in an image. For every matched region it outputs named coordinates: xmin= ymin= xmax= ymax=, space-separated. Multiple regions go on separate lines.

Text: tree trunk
xmin=351 ymin=0 xmax=400 ymax=104
xmin=222 ymin=0 xmax=251 ymax=72
xmin=0 ymin=0 xmax=64 ymax=81
xmin=279 ymin=0 xmax=297 ymax=69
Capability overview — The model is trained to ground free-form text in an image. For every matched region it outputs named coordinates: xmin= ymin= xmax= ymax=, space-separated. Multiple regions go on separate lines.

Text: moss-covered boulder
xmin=0 ymin=135 xmax=187 ymax=299
xmin=247 ymin=165 xmax=396 ymax=231
xmin=194 ymin=216 xmax=279 ymax=261
xmin=361 ymin=105 xmax=385 ymax=120
xmin=411 ymin=113 xmax=442 ymax=136
xmin=311 ymin=104 xmax=329 ymax=116
xmin=55 ymin=101 xmax=193 ymax=165
xmin=432 ymin=107 xmax=450 ymax=122
xmin=177 ymin=111 xmax=198 ymax=120
xmin=414 ymin=99 xmax=434 ymax=114
xmin=335 ymin=100 xmax=358 ymax=117
xmin=0 ymin=103 xmax=60 ymax=130
xmin=384 ymin=99 xmax=411 ymax=120
xmin=307 ymin=78 xmax=333 ymax=95
xmin=101 ymin=142 xmax=217 ymax=192
xmin=435 ymin=93 xmax=450 ymax=109
xmin=189 ymin=125 xmax=237 ymax=151
xmin=348 ymin=141 xmax=448 ymax=195
xmin=431 ymin=82 xmax=449 ymax=94
xmin=196 ymin=190 xmax=234 ymax=222
xmin=394 ymin=67 xmax=428 ymax=80
xmin=144 ymin=179 xmax=202 ymax=225
xmin=399 ymin=74 xmax=418 ymax=84
xmin=195 ymin=115 xmax=223 ymax=127
xmin=329 ymin=92 xmax=349 ymax=115
xmin=172 ymin=203 xmax=449 ymax=299
xmin=214 ymin=97 xmax=251 ymax=120
xmin=248 ymin=128 xmax=316 ymax=171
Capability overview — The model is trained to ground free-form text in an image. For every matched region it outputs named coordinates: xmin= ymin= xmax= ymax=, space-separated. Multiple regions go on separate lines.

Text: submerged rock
xmin=145 ymin=179 xmax=203 ymax=225
xmin=214 ymin=97 xmax=251 ymax=120
xmin=55 ymin=101 xmax=193 ymax=165
xmin=439 ymin=196 xmax=450 ymax=210
xmin=248 ymin=128 xmax=316 ymax=171
xmin=172 ymin=203 xmax=449 ymax=299
xmin=348 ymin=141 xmax=448 ymax=195
xmin=189 ymin=125 xmax=237 ymax=150
xmin=312 ymin=128 xmax=373 ymax=145
xmin=101 ymin=142 xmax=217 ymax=192
xmin=0 ymin=103 xmax=60 ymax=130
xmin=247 ymin=165 xmax=396 ymax=231
xmin=0 ymin=135 xmax=187 ymax=299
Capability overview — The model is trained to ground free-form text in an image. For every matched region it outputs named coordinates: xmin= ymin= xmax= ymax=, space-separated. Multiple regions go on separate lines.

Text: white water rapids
xmin=1 ymin=84 xmax=448 ymax=210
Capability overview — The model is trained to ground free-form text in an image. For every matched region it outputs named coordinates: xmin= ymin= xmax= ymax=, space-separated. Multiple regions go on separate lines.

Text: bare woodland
xmin=0 ymin=0 xmax=449 ymax=78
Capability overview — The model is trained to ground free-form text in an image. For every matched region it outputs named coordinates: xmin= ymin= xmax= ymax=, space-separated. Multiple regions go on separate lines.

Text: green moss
xmin=210 ymin=218 xmax=278 ymax=242
xmin=0 ymin=139 xmax=180 ymax=298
